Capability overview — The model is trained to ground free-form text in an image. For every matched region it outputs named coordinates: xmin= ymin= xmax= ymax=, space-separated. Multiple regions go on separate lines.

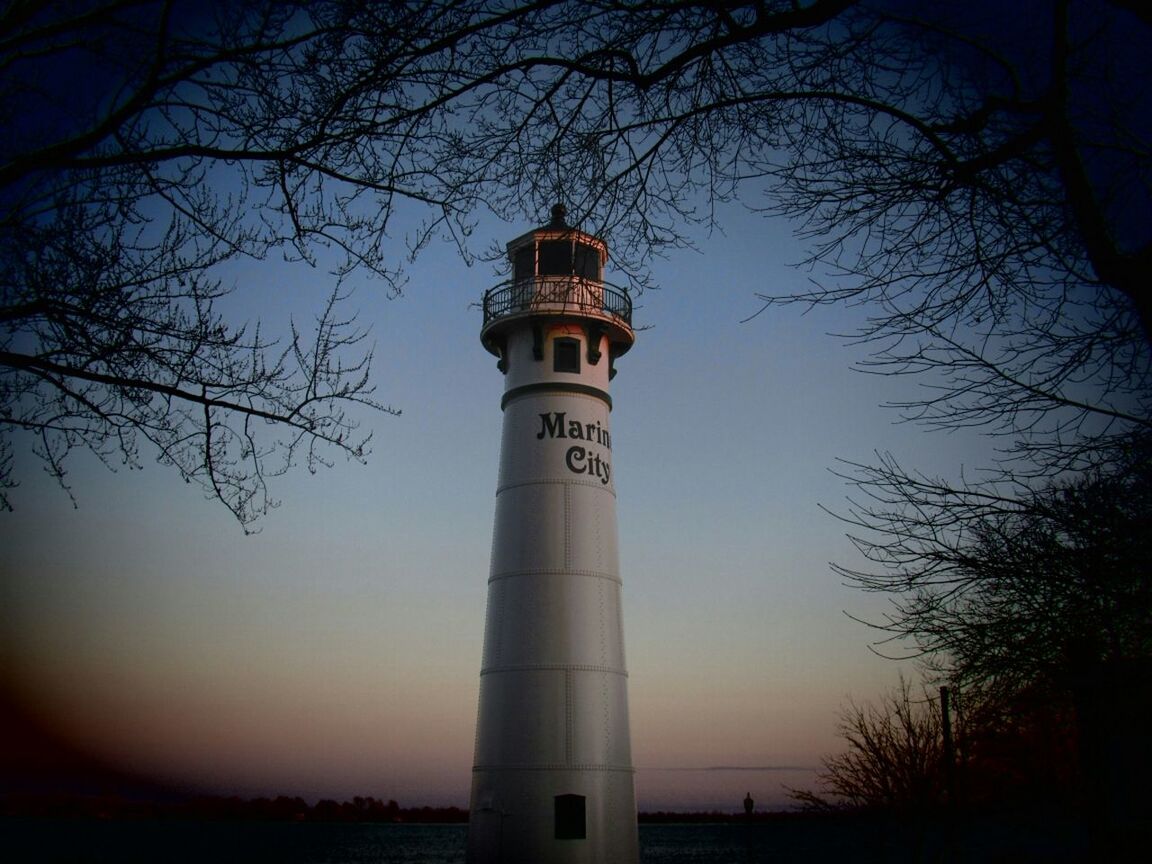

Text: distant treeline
xmin=3 ymin=792 xmax=824 ymax=824
xmin=1 ymin=793 xmax=467 ymax=823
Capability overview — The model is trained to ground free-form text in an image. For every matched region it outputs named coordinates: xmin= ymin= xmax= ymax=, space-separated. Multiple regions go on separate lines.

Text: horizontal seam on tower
xmin=480 ymin=663 xmax=627 ymax=676
xmin=488 ymin=568 xmax=621 ymax=584
xmin=495 ymin=477 xmax=616 ymax=497
xmin=501 ymin=383 xmax=612 ymax=411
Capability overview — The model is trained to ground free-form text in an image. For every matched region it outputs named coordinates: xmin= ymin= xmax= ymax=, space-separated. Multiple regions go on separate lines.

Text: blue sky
xmin=1 ymin=198 xmax=994 ymax=811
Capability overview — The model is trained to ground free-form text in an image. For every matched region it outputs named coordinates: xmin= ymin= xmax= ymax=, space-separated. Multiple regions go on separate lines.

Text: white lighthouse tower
xmin=467 ymin=206 xmax=639 ymax=864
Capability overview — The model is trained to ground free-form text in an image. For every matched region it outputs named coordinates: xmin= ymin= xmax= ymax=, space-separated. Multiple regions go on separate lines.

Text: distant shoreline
xmin=2 ymin=792 xmax=834 ymax=824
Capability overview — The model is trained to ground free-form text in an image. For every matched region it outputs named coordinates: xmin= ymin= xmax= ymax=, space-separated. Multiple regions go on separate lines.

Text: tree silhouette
xmin=5 ymin=1 xmax=1148 ymax=530
xmin=0 ymin=0 xmax=541 ymax=526
xmin=493 ymin=0 xmax=1152 ymax=473
xmin=792 ymin=675 xmax=1084 ymax=831
xmin=0 ymin=1 xmax=444 ymax=526
xmin=790 ymin=676 xmax=948 ymax=812
xmin=833 ymin=440 xmax=1152 ymax=696
xmin=832 ymin=438 xmax=1151 ymax=854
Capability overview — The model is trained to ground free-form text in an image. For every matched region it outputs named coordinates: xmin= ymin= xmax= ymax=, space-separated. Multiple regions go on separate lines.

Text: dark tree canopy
xmin=833 ymin=437 xmax=1152 ymax=695
xmin=0 ymin=0 xmax=481 ymax=526
xmin=791 ymin=676 xmax=948 ymax=812
xmin=791 ymin=675 xmax=1084 ymax=816
xmin=458 ymin=0 xmax=1152 ymax=474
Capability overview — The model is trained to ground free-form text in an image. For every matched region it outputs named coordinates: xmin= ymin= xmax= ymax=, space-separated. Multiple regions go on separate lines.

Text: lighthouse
xmin=467 ymin=206 xmax=639 ymax=864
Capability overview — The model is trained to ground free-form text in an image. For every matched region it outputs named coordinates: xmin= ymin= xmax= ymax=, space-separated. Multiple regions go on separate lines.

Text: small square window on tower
xmin=554 ymin=337 xmax=580 ymax=373
xmin=554 ymin=794 xmax=586 ymax=840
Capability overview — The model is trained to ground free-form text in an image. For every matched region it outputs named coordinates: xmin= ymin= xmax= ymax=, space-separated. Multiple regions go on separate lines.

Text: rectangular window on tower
xmin=513 ymin=245 xmax=535 ymax=281
xmin=553 ymin=337 xmax=580 ymax=373
xmin=573 ymin=243 xmax=600 ymax=280
xmin=538 ymin=240 xmax=572 ymax=275
xmin=554 ymin=794 xmax=586 ymax=840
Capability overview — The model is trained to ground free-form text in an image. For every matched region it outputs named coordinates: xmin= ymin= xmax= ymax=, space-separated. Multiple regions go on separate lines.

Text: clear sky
xmin=1 ymin=199 xmax=994 ymax=812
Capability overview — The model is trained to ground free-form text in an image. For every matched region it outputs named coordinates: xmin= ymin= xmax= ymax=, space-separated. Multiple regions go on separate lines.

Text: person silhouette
xmin=743 ymin=792 xmax=754 ymax=816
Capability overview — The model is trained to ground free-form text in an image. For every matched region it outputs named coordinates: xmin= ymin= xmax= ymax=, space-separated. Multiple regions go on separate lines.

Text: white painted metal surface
xmin=468 ymin=219 xmax=638 ymax=864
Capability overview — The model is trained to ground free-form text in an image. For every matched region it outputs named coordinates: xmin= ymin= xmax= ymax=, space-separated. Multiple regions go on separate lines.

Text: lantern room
xmin=480 ymin=205 xmax=634 ymax=376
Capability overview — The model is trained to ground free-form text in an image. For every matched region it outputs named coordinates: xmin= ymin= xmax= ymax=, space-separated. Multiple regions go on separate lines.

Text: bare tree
xmin=792 ymin=675 xmax=1083 ymax=818
xmin=448 ymin=0 xmax=1151 ymax=813
xmin=468 ymin=0 xmax=1152 ymax=474
xmin=842 ymin=442 xmax=1150 ymax=680
xmin=425 ymin=6 xmax=1151 ymax=792
xmin=6 ymin=1 xmax=1148 ymax=529
xmin=405 ymin=1 xmax=1150 ymax=838
xmin=791 ymin=675 xmax=947 ymax=812
xmin=0 ymin=0 xmax=882 ymax=525
xmin=354 ymin=0 xmax=1150 ymax=482
xmin=830 ymin=438 xmax=1151 ymax=851
xmin=0 ymin=0 xmax=518 ymax=527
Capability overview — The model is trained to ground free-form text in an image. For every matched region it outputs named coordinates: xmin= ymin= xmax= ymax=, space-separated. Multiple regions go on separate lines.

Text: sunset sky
xmin=1 ymin=200 xmax=994 ymax=812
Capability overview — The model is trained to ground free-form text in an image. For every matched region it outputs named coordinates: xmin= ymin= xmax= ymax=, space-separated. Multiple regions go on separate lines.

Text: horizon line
xmin=639 ymin=765 xmax=815 ymax=772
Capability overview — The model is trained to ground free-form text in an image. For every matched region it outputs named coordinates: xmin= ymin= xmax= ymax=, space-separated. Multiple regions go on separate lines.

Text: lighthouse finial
xmin=549 ymin=202 xmax=567 ymax=228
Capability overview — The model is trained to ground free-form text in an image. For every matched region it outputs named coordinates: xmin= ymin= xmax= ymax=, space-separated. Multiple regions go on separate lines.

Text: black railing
xmin=482 ymin=278 xmax=632 ymax=328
